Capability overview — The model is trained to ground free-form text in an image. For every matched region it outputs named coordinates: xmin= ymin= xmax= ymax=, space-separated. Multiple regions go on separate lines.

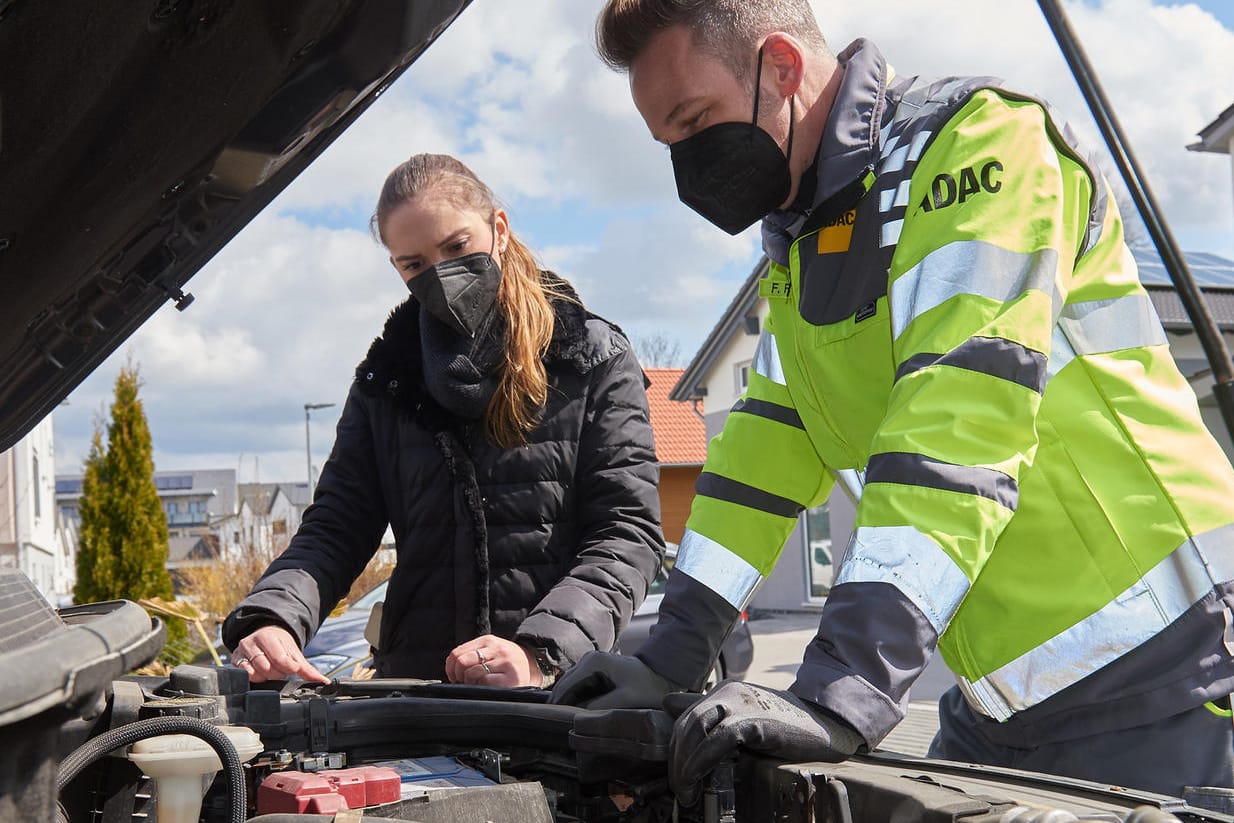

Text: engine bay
xmin=2 ymin=569 xmax=1230 ymax=823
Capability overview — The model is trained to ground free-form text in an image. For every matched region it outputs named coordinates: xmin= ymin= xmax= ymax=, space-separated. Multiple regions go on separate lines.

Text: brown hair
xmin=596 ymin=0 xmax=828 ymax=81
xmin=372 ymin=153 xmax=564 ymax=448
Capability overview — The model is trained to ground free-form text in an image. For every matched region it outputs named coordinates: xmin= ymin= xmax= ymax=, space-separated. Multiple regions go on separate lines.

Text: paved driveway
xmin=744 ymin=611 xmax=946 ymax=756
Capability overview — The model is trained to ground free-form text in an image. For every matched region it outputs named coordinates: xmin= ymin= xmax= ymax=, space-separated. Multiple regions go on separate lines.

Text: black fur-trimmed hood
xmin=354 ymin=272 xmax=627 ymax=426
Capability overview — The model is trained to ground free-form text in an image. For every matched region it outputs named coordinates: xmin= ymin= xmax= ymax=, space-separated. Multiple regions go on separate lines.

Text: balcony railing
xmin=166 ymin=513 xmax=209 ymax=527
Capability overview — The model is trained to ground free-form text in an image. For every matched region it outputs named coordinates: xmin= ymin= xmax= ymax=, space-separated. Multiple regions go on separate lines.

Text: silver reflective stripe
xmin=752 ymin=331 xmax=787 ymax=386
xmin=881 ymin=219 xmax=904 ymax=248
xmin=1045 ymin=323 xmax=1076 ymax=382
xmin=1046 ymin=293 xmax=1165 ymax=385
xmin=879 ymin=188 xmax=895 ymax=213
xmin=880 ymin=129 xmax=900 ymax=159
xmin=834 ymin=524 xmax=971 ymax=635
xmin=906 ymin=130 xmax=933 ymax=162
xmin=834 ymin=468 xmax=865 ymax=506
xmin=1057 ymin=291 xmax=1167 ymax=356
xmin=674 ymin=528 xmax=764 ymax=611
xmin=879 ymin=180 xmax=913 ymax=213
xmin=959 ymin=522 xmax=1234 ymax=721
xmin=890 ymin=242 xmax=1059 ymax=340
xmin=882 ymin=143 xmax=910 ymax=175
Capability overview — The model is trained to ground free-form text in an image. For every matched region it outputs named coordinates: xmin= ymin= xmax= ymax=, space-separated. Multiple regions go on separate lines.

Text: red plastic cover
xmin=257 ymin=765 xmax=401 ymax=814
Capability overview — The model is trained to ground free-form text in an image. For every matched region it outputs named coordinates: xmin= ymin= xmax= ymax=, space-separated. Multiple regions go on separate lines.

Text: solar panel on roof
xmin=1130 ymin=246 xmax=1234 ymax=289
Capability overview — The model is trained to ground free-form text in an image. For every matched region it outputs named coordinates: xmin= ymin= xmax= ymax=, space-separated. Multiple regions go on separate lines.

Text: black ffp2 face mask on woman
xmin=406 ymin=251 xmax=503 ymax=339
xmin=669 ymin=47 xmax=796 ymax=235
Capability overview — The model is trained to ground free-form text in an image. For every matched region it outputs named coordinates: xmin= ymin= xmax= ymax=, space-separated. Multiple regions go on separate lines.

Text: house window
xmin=735 ymin=360 xmax=751 ymax=394
xmin=805 ymin=502 xmax=833 ymax=600
xmin=272 ymin=519 xmax=287 ymax=536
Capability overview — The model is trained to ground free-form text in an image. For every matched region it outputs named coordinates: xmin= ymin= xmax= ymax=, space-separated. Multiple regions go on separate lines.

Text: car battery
xmin=368 ymin=756 xmax=497 ymax=799
xmin=257 ymin=765 xmax=401 ymax=814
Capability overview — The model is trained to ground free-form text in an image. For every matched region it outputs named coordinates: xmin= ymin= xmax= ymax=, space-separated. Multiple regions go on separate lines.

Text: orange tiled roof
xmin=644 ymin=368 xmax=707 ymax=466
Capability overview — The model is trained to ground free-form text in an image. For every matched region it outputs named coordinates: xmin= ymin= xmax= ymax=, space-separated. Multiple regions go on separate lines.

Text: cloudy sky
xmin=51 ymin=0 xmax=1234 ymax=486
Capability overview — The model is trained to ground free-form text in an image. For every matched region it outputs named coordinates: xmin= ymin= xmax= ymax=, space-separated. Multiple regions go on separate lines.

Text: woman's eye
xmin=449 ymin=240 xmax=468 ymax=253
xmin=402 ymin=261 xmax=422 ymax=272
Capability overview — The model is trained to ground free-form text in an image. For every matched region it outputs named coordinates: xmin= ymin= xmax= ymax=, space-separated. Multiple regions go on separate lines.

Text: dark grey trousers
xmin=928 ymin=686 xmax=1234 ymax=808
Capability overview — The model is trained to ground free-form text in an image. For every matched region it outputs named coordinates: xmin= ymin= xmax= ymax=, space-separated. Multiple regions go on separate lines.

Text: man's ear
xmin=761 ymin=32 xmax=805 ymax=98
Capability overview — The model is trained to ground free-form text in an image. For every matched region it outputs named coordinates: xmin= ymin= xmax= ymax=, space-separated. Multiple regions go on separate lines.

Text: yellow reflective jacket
xmin=675 ymin=40 xmax=1234 ymax=747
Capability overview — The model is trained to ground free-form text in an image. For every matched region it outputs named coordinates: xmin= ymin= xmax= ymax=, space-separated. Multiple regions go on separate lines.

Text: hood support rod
xmin=1038 ymin=0 xmax=1234 ymax=442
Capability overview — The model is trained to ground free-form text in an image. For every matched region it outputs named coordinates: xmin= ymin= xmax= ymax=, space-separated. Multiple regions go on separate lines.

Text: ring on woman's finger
xmin=234 ymin=657 xmax=249 ymax=666
xmin=482 ymin=662 xmax=492 ymax=675
xmin=475 ymin=649 xmax=486 ymax=665
xmin=250 ymin=651 xmax=267 ymax=660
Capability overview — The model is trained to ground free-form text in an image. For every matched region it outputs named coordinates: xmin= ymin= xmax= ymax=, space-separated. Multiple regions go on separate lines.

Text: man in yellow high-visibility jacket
xmin=552 ymin=0 xmax=1234 ymax=808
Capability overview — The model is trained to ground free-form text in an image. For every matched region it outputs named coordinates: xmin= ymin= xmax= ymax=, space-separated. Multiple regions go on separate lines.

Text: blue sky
xmin=1151 ymin=0 xmax=1234 ymax=28
xmin=50 ymin=0 xmax=1234 ymax=484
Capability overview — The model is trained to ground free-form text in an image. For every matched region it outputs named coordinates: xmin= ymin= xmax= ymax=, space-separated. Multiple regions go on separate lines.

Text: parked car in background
xmin=304 ymin=553 xmax=755 ymax=686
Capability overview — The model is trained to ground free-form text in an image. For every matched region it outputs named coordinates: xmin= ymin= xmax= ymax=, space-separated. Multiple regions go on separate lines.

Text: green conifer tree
xmin=74 ymin=362 xmax=187 ymax=661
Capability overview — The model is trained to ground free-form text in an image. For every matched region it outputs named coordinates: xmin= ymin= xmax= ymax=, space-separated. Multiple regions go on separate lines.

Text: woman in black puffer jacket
xmin=223 ymin=153 xmax=665 ymax=687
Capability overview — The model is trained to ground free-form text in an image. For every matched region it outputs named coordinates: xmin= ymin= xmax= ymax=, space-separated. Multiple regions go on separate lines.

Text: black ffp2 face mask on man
xmin=669 ymin=47 xmax=796 ymax=235
xmin=406 ymin=251 xmax=503 ymax=339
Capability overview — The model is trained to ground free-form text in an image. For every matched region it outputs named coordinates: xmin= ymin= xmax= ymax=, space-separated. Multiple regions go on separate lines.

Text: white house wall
xmin=700 ymin=302 xmax=768 ymax=418
xmin=0 ymin=416 xmax=63 ymax=601
xmin=1169 ymin=328 xmax=1234 ymax=463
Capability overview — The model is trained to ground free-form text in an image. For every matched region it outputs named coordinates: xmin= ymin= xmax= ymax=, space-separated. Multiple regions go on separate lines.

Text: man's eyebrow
xmin=665 ymin=95 xmax=706 ymax=128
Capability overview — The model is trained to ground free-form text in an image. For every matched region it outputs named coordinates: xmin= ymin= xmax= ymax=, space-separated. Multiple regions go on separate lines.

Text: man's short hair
xmin=596 ymin=0 xmax=829 ymax=81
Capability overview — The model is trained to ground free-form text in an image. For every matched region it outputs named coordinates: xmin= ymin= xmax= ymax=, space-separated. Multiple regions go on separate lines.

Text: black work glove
xmin=667 ymin=681 xmax=863 ymax=807
xmin=550 ymin=651 xmax=682 ymax=710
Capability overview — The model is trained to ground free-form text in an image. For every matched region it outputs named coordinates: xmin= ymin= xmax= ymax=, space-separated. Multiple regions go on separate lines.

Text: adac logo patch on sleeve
xmin=817 ymin=209 xmax=857 ymax=254
xmin=919 ymin=160 xmax=1003 ymax=212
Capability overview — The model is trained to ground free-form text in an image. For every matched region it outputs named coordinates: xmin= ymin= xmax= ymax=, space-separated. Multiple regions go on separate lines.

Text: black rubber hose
xmin=56 ymin=715 xmax=247 ymax=823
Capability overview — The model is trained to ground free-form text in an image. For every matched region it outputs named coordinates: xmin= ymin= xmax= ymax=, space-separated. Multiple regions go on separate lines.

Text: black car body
xmin=0 ymin=2 xmax=1229 ymax=821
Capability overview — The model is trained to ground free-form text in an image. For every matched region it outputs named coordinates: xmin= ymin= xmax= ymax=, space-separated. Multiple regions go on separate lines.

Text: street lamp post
xmin=304 ymin=402 xmax=336 ymax=498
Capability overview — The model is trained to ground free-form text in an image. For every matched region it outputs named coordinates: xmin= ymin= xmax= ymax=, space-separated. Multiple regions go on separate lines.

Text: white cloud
xmin=559 ymin=208 xmax=762 ymax=344
xmin=55 ymin=213 xmax=405 ymax=478
xmin=53 ymin=0 xmax=1234 ymax=482
xmin=813 ymin=0 xmax=1234 ymax=252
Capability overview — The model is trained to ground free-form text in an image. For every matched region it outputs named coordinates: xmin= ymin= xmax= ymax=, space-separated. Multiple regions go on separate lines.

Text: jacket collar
xmin=355 ymin=272 xmax=591 ymax=427
xmin=762 ymin=39 xmax=894 ymax=265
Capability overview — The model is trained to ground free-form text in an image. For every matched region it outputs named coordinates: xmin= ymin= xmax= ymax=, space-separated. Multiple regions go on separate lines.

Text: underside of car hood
xmin=0 ymin=0 xmax=470 ymax=451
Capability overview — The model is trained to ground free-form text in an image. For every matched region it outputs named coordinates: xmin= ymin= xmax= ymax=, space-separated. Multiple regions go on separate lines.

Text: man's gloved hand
xmin=668 ymin=681 xmax=863 ymax=807
xmin=549 ymin=651 xmax=681 ymax=710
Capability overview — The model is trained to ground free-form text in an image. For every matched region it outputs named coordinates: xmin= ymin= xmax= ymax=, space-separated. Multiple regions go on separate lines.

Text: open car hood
xmin=0 ymin=0 xmax=470 ymax=451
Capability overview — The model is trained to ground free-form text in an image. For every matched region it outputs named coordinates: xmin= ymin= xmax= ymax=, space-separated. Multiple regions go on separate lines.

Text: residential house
xmin=0 ymin=415 xmax=75 ymax=604
xmin=235 ymin=482 xmax=311 ymax=553
xmin=1190 ymin=102 xmax=1234 ymax=230
xmin=57 ymin=467 xmax=240 ymax=577
xmin=674 ymin=247 xmax=1234 ymax=612
xmin=644 ymin=368 xmax=707 ymax=545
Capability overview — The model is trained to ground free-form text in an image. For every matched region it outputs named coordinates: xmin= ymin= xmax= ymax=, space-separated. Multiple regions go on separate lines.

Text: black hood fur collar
xmin=354 ymin=271 xmax=599 ymax=429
